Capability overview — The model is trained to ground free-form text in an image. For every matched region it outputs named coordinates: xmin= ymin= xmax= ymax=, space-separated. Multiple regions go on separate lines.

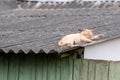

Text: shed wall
xmin=84 ymin=38 xmax=120 ymax=61
xmin=0 ymin=53 xmax=74 ymax=80
xmin=0 ymin=53 xmax=120 ymax=80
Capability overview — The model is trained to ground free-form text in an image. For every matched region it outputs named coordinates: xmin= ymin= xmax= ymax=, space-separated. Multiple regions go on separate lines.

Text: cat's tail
xmin=93 ymin=34 xmax=105 ymax=40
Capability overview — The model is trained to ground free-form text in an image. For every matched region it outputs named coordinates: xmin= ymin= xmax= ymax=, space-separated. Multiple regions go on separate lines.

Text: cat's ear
xmin=78 ymin=29 xmax=82 ymax=32
xmin=82 ymin=28 xmax=86 ymax=31
xmin=78 ymin=28 xmax=86 ymax=31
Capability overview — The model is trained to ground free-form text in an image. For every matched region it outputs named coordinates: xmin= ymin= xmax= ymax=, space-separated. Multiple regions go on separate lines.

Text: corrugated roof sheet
xmin=18 ymin=1 xmax=120 ymax=9
xmin=0 ymin=0 xmax=120 ymax=10
xmin=0 ymin=8 xmax=120 ymax=53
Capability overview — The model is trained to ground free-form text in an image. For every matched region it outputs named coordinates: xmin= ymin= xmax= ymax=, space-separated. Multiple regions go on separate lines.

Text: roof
xmin=1 ymin=0 xmax=120 ymax=10
xmin=0 ymin=8 xmax=120 ymax=53
xmin=17 ymin=1 xmax=113 ymax=9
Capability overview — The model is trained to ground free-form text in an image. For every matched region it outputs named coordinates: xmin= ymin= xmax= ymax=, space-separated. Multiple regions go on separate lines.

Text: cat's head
xmin=81 ymin=28 xmax=94 ymax=39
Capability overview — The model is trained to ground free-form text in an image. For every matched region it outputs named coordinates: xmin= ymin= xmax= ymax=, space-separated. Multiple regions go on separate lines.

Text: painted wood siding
xmin=74 ymin=60 xmax=120 ymax=80
xmin=0 ymin=53 xmax=74 ymax=80
xmin=0 ymin=53 xmax=120 ymax=80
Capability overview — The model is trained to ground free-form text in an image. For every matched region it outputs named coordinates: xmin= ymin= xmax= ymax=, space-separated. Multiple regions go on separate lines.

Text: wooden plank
xmin=87 ymin=60 xmax=96 ymax=80
xmin=4 ymin=54 xmax=9 ymax=80
xmin=61 ymin=55 xmax=74 ymax=80
xmin=0 ymin=54 xmax=8 ymax=80
xmin=47 ymin=54 xmax=56 ymax=80
xmin=69 ymin=56 xmax=74 ymax=80
xmin=0 ymin=54 xmax=4 ymax=80
xmin=36 ymin=54 xmax=44 ymax=80
xmin=61 ymin=56 xmax=69 ymax=80
xmin=73 ymin=59 xmax=81 ymax=80
xmin=55 ymin=55 xmax=61 ymax=80
xmin=7 ymin=54 xmax=19 ymax=80
xmin=94 ymin=61 xmax=109 ymax=80
xmin=74 ymin=59 xmax=96 ymax=80
xmin=79 ymin=59 xmax=89 ymax=80
xmin=109 ymin=62 xmax=120 ymax=80
xmin=42 ymin=54 xmax=48 ymax=80
xmin=19 ymin=54 xmax=36 ymax=80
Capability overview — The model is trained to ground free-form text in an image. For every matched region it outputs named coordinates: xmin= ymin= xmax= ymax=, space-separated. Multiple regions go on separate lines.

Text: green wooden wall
xmin=0 ymin=53 xmax=120 ymax=80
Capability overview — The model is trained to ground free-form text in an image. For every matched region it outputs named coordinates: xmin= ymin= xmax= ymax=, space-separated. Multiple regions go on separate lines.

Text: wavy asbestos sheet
xmin=17 ymin=0 xmax=120 ymax=9
xmin=0 ymin=8 xmax=120 ymax=53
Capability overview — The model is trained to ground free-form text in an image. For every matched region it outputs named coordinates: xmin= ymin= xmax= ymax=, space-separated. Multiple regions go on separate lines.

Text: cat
xmin=58 ymin=29 xmax=104 ymax=47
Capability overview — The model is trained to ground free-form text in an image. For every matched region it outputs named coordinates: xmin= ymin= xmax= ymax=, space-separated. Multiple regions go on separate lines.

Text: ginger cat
xmin=58 ymin=29 xmax=104 ymax=47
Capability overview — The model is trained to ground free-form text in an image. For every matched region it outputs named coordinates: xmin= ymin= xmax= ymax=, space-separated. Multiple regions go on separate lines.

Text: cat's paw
xmin=86 ymin=40 xmax=92 ymax=43
xmin=98 ymin=34 xmax=105 ymax=38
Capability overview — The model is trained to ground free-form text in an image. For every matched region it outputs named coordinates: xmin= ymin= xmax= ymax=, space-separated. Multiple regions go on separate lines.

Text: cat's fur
xmin=58 ymin=29 xmax=104 ymax=47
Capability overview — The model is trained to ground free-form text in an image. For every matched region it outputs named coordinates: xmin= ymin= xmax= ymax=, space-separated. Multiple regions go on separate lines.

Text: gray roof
xmin=17 ymin=1 xmax=113 ymax=9
xmin=0 ymin=0 xmax=119 ymax=10
xmin=0 ymin=8 xmax=120 ymax=53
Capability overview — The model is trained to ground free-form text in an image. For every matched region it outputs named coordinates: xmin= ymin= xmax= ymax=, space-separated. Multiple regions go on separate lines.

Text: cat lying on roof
xmin=58 ymin=29 xmax=104 ymax=47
